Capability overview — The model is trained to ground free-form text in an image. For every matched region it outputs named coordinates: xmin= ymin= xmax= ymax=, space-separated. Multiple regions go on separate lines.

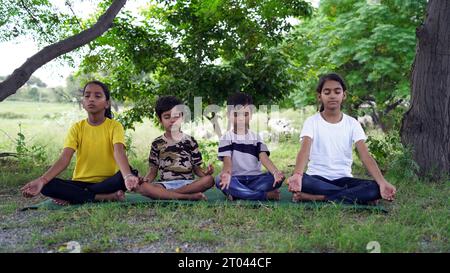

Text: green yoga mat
xmin=21 ymin=187 xmax=388 ymax=213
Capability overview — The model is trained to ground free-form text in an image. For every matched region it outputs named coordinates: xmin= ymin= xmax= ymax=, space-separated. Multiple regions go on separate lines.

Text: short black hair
xmin=227 ymin=92 xmax=253 ymax=107
xmin=155 ymin=96 xmax=184 ymax=119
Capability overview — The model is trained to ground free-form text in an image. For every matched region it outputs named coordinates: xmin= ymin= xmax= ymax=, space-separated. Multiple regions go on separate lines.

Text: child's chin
xmin=234 ymin=125 xmax=247 ymax=130
xmin=326 ymin=105 xmax=339 ymax=110
xmin=84 ymin=108 xmax=97 ymax=114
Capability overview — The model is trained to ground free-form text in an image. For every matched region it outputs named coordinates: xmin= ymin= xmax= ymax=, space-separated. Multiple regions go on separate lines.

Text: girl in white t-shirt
xmin=287 ymin=73 xmax=396 ymax=204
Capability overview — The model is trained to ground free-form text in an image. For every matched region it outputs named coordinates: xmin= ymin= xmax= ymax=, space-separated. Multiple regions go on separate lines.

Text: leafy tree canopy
xmin=284 ymin=0 xmax=426 ymax=131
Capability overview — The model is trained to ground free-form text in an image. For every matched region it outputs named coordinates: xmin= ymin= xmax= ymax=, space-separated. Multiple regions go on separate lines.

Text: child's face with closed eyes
xmin=159 ymin=106 xmax=184 ymax=132
xmin=318 ymin=80 xmax=346 ymax=111
xmin=82 ymin=83 xmax=110 ymax=115
xmin=229 ymin=104 xmax=253 ymax=133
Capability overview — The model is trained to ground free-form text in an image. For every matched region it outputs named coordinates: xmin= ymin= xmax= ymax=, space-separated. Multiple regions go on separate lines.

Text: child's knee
xmin=40 ymin=179 xmax=57 ymax=196
xmin=214 ymin=175 xmax=221 ymax=188
xmin=300 ymin=175 xmax=314 ymax=189
xmin=365 ymin=181 xmax=381 ymax=200
xmin=40 ymin=184 xmax=50 ymax=196
xmin=204 ymin=175 xmax=215 ymax=187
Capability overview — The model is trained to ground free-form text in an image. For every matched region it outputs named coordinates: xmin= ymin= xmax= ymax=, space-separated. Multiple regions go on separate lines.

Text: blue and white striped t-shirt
xmin=218 ymin=130 xmax=270 ymax=176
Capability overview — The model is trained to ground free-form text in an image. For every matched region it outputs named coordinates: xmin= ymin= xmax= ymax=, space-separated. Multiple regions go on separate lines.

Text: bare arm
xmin=355 ymin=140 xmax=387 ymax=183
xmin=21 ymin=147 xmax=74 ymax=197
xmin=218 ymin=156 xmax=232 ymax=190
xmin=260 ymin=152 xmax=284 ymax=185
xmin=144 ymin=166 xmax=158 ymax=183
xmin=193 ymin=164 xmax=214 ymax=177
xmin=355 ymin=140 xmax=396 ymax=200
xmin=43 ymin=148 xmax=75 ymax=181
xmin=221 ymin=156 xmax=232 ymax=174
xmin=288 ymin=137 xmax=312 ymax=192
xmin=113 ymin=143 xmax=133 ymax=176
xmin=294 ymin=137 xmax=312 ymax=175
xmin=259 ymin=152 xmax=278 ymax=174
xmin=113 ymin=143 xmax=139 ymax=191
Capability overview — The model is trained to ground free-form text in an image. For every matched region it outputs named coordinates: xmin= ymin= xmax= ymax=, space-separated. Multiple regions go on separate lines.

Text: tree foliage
xmin=285 ymin=0 xmax=427 ymax=131
xmin=0 ymin=0 xmax=127 ymax=101
xmin=78 ymin=0 xmax=313 ymax=128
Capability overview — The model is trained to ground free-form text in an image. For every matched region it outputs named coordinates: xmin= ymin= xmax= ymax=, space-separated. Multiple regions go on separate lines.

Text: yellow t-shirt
xmin=64 ymin=118 xmax=125 ymax=183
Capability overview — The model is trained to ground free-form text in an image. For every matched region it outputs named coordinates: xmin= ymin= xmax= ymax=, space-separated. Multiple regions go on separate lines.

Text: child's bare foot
xmin=112 ymin=190 xmax=126 ymax=201
xmin=200 ymin=192 xmax=207 ymax=201
xmin=266 ymin=189 xmax=280 ymax=201
xmin=95 ymin=190 xmax=126 ymax=202
xmin=52 ymin=198 xmax=70 ymax=206
xmin=191 ymin=192 xmax=207 ymax=201
xmin=292 ymin=192 xmax=326 ymax=202
xmin=292 ymin=192 xmax=302 ymax=202
xmin=115 ymin=190 xmax=126 ymax=201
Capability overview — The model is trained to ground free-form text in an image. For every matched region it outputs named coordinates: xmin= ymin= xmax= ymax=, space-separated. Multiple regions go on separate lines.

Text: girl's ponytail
xmin=104 ymin=107 xmax=113 ymax=119
xmin=319 ymin=103 xmax=324 ymax=112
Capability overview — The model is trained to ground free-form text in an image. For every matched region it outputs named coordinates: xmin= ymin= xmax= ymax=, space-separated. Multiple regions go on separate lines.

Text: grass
xmin=0 ymin=101 xmax=449 ymax=253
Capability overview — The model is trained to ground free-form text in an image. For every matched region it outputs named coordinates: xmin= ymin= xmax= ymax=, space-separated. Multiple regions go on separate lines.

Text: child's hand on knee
xmin=205 ymin=164 xmax=214 ymax=176
xmin=20 ymin=177 xmax=46 ymax=198
xmin=219 ymin=172 xmax=231 ymax=190
xmin=138 ymin=176 xmax=149 ymax=185
xmin=272 ymin=170 xmax=285 ymax=187
xmin=379 ymin=181 xmax=396 ymax=201
xmin=288 ymin=173 xmax=302 ymax=192
xmin=124 ymin=175 xmax=140 ymax=191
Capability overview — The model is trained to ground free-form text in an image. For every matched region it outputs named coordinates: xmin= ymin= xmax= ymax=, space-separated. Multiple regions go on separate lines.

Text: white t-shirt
xmin=300 ymin=113 xmax=367 ymax=180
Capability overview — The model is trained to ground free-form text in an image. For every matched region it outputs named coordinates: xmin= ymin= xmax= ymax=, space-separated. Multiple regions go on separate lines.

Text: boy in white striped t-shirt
xmin=216 ymin=93 xmax=285 ymax=201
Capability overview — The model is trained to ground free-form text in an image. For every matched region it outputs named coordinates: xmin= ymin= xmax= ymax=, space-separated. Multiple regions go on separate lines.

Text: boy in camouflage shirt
xmin=139 ymin=96 xmax=214 ymax=197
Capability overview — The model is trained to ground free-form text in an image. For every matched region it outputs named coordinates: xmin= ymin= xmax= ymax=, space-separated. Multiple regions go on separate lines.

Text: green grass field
xmin=0 ymin=101 xmax=448 ymax=253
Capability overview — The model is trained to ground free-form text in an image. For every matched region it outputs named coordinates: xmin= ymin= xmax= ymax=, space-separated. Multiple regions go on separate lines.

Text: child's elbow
xmin=259 ymin=152 xmax=269 ymax=161
xmin=59 ymin=153 xmax=72 ymax=166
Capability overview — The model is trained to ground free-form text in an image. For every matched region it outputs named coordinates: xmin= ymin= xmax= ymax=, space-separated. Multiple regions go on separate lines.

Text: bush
xmin=125 ymin=132 xmax=137 ymax=159
xmin=367 ymin=131 xmax=403 ymax=171
xmin=388 ymin=147 xmax=420 ymax=182
xmin=43 ymin=113 xmax=63 ymax=120
xmin=0 ymin=112 xmax=27 ymax=119
xmin=197 ymin=139 xmax=218 ymax=167
xmin=367 ymin=130 xmax=419 ymax=181
xmin=13 ymin=123 xmax=48 ymax=167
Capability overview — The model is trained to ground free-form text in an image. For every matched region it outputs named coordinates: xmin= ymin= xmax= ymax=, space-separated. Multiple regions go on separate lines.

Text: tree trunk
xmin=0 ymin=0 xmax=127 ymax=101
xmin=401 ymin=0 xmax=450 ymax=179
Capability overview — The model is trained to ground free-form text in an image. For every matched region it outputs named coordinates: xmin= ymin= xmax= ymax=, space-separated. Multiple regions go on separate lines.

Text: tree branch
xmin=0 ymin=0 xmax=127 ymax=102
xmin=65 ymin=0 xmax=84 ymax=30
xmin=384 ymin=99 xmax=404 ymax=115
xmin=19 ymin=0 xmax=46 ymax=33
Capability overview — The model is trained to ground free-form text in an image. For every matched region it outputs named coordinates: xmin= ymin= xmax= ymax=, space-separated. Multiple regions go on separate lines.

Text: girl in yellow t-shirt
xmin=21 ymin=81 xmax=205 ymax=204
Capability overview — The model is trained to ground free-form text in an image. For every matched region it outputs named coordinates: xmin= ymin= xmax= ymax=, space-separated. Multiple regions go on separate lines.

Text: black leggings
xmin=41 ymin=169 xmax=138 ymax=204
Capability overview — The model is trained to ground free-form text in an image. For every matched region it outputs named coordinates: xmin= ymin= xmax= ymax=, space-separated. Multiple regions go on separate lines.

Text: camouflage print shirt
xmin=148 ymin=133 xmax=202 ymax=181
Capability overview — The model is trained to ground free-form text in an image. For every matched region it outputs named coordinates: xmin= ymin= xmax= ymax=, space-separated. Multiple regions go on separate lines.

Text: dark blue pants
xmin=301 ymin=174 xmax=381 ymax=204
xmin=215 ymin=172 xmax=283 ymax=201
xmin=41 ymin=168 xmax=138 ymax=204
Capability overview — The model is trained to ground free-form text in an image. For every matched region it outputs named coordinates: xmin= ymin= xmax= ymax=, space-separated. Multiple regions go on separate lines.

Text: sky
xmin=0 ymin=0 xmax=320 ymax=87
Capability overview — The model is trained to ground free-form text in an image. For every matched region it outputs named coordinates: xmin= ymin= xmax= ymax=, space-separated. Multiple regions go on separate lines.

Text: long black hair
xmin=316 ymin=73 xmax=347 ymax=112
xmin=82 ymin=80 xmax=113 ymax=119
